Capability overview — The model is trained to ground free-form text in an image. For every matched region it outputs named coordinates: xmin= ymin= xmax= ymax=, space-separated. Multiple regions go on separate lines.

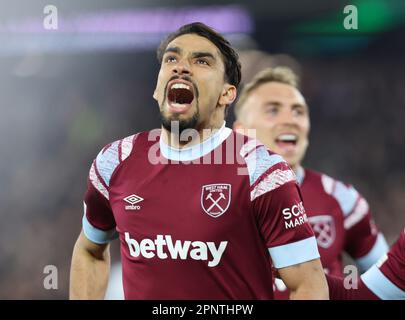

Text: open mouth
xmin=275 ymin=133 xmax=298 ymax=149
xmin=167 ymin=81 xmax=195 ymax=110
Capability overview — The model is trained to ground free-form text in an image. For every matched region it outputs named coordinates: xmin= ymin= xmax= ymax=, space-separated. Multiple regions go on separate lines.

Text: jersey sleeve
xmin=82 ymin=135 xmax=136 ymax=244
xmin=242 ymin=140 xmax=319 ymax=269
xmin=360 ymin=230 xmax=405 ymax=299
xmin=254 ymin=180 xmax=319 ymax=269
xmin=339 ymin=186 xmax=388 ymax=271
xmin=83 ymin=160 xmax=118 ymax=244
xmin=326 ymin=274 xmax=379 ymax=300
xmin=328 ymin=230 xmax=405 ymax=300
xmin=321 ymin=174 xmax=389 ymax=271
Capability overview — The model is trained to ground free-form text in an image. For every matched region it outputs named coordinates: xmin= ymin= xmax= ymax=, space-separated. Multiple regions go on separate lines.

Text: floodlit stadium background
xmin=0 ymin=0 xmax=404 ymax=299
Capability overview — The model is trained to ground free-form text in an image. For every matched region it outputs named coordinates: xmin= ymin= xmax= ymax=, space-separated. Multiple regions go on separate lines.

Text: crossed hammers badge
xmin=201 ymin=184 xmax=231 ymax=218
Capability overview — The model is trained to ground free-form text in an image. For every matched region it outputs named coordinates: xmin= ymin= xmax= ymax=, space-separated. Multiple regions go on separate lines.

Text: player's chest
xmin=301 ymin=188 xmax=346 ymax=258
xmin=108 ymin=164 xmax=252 ymax=239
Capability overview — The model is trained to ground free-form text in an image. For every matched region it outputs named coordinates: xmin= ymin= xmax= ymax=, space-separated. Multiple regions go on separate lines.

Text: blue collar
xmin=296 ymin=166 xmax=305 ymax=185
xmin=160 ymin=122 xmax=232 ymax=161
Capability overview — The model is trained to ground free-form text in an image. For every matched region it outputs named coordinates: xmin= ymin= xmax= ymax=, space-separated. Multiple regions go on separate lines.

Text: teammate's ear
xmin=233 ymin=120 xmax=243 ymax=131
xmin=233 ymin=121 xmax=250 ymax=136
xmin=219 ymin=84 xmax=237 ymax=106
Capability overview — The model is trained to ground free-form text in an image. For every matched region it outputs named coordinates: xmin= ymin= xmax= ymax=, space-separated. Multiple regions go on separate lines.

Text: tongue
xmin=276 ymin=140 xmax=296 ymax=151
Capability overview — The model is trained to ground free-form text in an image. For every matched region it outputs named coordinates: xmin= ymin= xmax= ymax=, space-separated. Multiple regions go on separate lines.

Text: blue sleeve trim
xmin=82 ymin=214 xmax=118 ymax=244
xmin=269 ymin=236 xmax=320 ymax=269
xmin=361 ymin=265 xmax=405 ymax=300
xmin=356 ymin=233 xmax=389 ymax=272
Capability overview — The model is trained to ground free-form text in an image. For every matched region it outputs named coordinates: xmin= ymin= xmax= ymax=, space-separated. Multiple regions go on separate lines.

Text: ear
xmin=219 ymin=84 xmax=237 ymax=106
xmin=153 ymin=87 xmax=158 ymax=101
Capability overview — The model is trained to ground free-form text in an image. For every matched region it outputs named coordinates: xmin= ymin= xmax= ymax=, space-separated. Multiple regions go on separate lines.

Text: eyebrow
xmin=264 ymin=101 xmax=282 ymax=106
xmin=292 ymin=103 xmax=308 ymax=110
xmin=164 ymin=46 xmax=182 ymax=55
xmin=163 ymin=47 xmax=216 ymax=61
xmin=191 ymin=51 xmax=216 ymax=60
xmin=264 ymin=101 xmax=308 ymax=109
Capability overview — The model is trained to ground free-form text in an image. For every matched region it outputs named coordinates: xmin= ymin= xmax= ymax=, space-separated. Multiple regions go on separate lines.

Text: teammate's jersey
xmin=327 ymin=229 xmax=405 ymax=300
xmin=274 ymin=167 xmax=388 ymax=299
xmin=82 ymin=124 xmax=319 ymax=299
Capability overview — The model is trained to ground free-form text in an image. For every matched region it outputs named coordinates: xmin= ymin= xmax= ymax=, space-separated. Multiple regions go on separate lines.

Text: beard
xmin=159 ymin=105 xmax=200 ymax=135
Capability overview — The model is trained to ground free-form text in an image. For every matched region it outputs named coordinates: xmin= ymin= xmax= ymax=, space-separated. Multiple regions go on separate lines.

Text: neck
xmin=161 ymin=117 xmax=224 ymax=149
xmin=291 ymin=164 xmax=299 ymax=173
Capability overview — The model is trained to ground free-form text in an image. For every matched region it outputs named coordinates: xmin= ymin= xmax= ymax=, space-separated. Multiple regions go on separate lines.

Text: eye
xmin=292 ymin=106 xmax=306 ymax=116
xmin=165 ymin=55 xmax=177 ymax=63
xmin=265 ymin=106 xmax=279 ymax=116
xmin=196 ymin=59 xmax=209 ymax=66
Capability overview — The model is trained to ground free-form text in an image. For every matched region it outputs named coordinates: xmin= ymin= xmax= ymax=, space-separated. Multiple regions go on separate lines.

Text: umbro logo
xmin=124 ymin=194 xmax=144 ymax=210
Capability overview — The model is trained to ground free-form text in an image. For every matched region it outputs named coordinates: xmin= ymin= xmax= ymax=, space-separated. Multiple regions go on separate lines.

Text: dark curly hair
xmin=157 ymin=22 xmax=242 ymax=89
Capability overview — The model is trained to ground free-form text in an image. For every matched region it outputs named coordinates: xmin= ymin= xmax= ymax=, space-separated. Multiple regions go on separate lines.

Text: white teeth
xmin=171 ymin=103 xmax=186 ymax=108
xmin=277 ymin=134 xmax=297 ymax=142
xmin=171 ymin=83 xmax=190 ymax=90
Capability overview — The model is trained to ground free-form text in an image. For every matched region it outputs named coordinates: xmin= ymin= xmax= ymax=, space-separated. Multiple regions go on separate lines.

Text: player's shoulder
xmin=302 ymin=167 xmax=323 ymax=181
xmin=307 ymin=168 xmax=363 ymax=217
xmin=238 ymin=135 xmax=292 ymax=176
xmin=92 ymin=130 xmax=156 ymax=187
xmin=97 ymin=130 xmax=159 ymax=161
xmin=96 ymin=133 xmax=138 ymax=164
xmin=237 ymin=135 xmax=297 ymax=201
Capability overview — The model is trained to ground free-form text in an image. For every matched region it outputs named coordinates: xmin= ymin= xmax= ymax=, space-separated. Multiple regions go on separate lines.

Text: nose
xmin=279 ymin=108 xmax=297 ymax=125
xmin=172 ymin=59 xmax=191 ymax=76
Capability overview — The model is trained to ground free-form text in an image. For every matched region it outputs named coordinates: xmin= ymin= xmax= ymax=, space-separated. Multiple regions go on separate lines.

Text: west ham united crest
xmin=309 ymin=215 xmax=336 ymax=249
xmin=201 ymin=184 xmax=231 ymax=218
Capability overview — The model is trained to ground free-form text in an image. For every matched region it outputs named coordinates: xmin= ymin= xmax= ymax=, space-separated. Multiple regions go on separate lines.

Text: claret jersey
xmin=360 ymin=229 xmax=405 ymax=299
xmin=298 ymin=168 xmax=388 ymax=275
xmin=327 ymin=229 xmax=405 ymax=300
xmin=274 ymin=167 xmax=388 ymax=298
xmin=82 ymin=123 xmax=320 ymax=299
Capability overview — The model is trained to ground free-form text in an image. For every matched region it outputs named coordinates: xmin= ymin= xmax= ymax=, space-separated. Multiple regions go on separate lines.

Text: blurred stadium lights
xmin=0 ymin=5 xmax=254 ymax=55
xmin=285 ymin=0 xmax=405 ymax=55
xmin=292 ymin=0 xmax=402 ymax=34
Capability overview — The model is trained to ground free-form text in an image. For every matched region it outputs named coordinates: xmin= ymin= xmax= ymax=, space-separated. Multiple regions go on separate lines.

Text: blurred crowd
xmin=0 ymin=48 xmax=404 ymax=298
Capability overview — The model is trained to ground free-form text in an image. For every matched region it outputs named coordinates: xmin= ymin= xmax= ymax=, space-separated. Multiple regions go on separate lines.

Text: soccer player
xmin=69 ymin=23 xmax=328 ymax=300
xmin=327 ymin=228 xmax=405 ymax=300
xmin=233 ymin=67 xmax=388 ymax=299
